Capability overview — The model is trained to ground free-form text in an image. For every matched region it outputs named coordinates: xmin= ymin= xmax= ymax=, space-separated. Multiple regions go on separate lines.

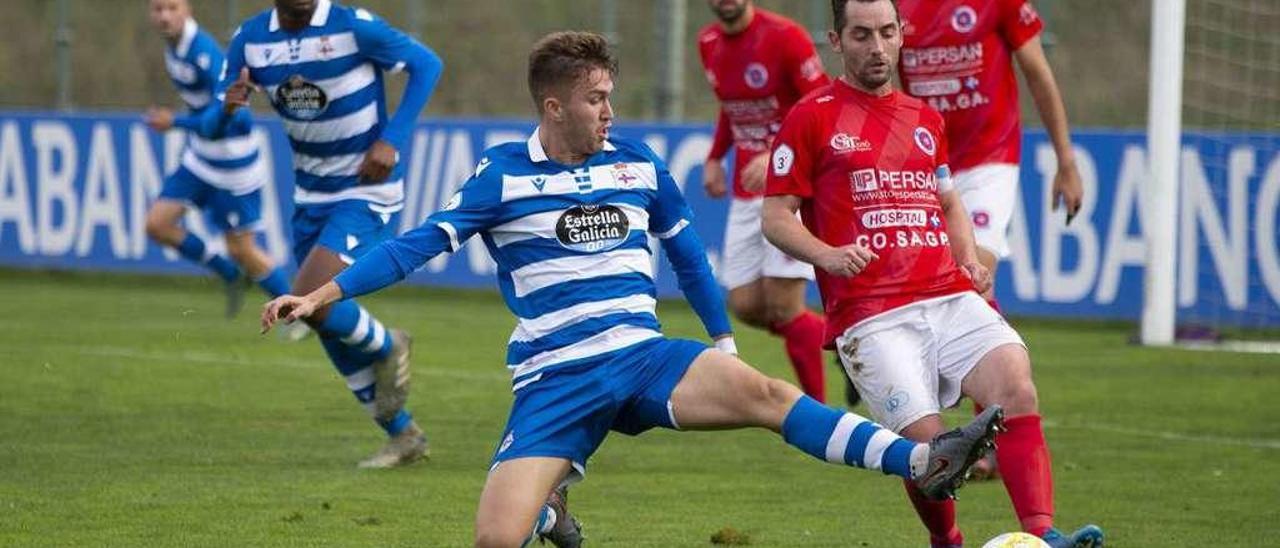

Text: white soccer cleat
xmin=357 ymin=421 xmax=429 ymax=469
xmin=371 ymin=329 xmax=412 ymax=423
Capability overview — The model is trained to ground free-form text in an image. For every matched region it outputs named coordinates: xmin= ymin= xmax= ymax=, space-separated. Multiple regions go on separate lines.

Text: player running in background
xmin=199 ymin=0 xmax=444 ymax=468
xmin=897 ymin=0 xmax=1083 ymax=482
xmin=761 ymin=1 xmax=1102 ymax=547
xmin=697 ymin=0 xmax=831 ymax=402
xmin=143 ymin=0 xmax=291 ymax=317
xmin=262 ymin=31 xmax=1003 ymax=548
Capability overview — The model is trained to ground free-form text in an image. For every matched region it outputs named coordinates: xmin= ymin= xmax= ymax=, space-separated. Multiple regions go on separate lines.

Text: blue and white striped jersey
xmin=335 ymin=130 xmax=732 ymax=386
xmin=218 ymin=0 xmax=443 ymax=210
xmin=165 ymin=18 xmax=263 ymax=195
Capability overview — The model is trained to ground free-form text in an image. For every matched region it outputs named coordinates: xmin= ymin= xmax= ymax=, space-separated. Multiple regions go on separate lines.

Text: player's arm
xmin=761 ymin=112 xmax=877 ymax=277
xmin=939 ymin=187 xmax=990 ymax=292
xmin=702 ymin=109 xmax=732 ymax=198
xmin=353 ymin=9 xmax=445 ymax=183
xmin=172 ymin=40 xmax=229 ymax=132
xmin=262 ymin=166 xmax=497 ymax=331
xmin=647 ymin=153 xmax=735 ymax=351
xmin=196 ymin=29 xmax=255 ymax=139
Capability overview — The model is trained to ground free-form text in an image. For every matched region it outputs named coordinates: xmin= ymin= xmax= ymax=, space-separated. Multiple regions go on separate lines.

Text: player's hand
xmin=703 ymin=159 xmax=727 ymax=198
xmin=1052 ymin=161 xmax=1084 ymax=224
xmin=260 ymin=294 xmax=318 ymax=334
xmin=960 ymin=261 xmax=992 ymax=295
xmin=223 ymin=67 xmax=257 ymax=115
xmin=358 ymin=140 xmax=398 ymax=184
xmin=143 ymin=107 xmax=175 ymax=132
xmin=818 ymin=244 xmax=879 ymax=277
xmin=739 ymin=153 xmax=770 ymax=194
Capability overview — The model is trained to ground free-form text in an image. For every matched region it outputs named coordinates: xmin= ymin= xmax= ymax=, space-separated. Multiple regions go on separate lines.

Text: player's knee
xmin=758 ymin=376 xmax=802 ymax=414
xmin=995 ymin=378 xmax=1039 ymax=415
xmin=144 ymin=216 xmax=174 ymax=243
xmin=223 ymin=236 xmax=254 ymax=263
xmin=727 ymin=299 xmax=767 ymax=328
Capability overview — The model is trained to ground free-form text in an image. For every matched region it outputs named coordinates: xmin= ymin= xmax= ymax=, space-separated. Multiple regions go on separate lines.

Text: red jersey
xmin=766 ymin=80 xmax=975 ymax=344
xmin=897 ymin=0 xmax=1044 ymax=171
xmin=698 ymin=9 xmax=829 ymax=198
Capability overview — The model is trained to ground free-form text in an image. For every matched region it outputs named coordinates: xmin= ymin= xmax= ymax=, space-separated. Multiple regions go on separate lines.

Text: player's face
xmin=274 ymin=0 xmax=317 ymax=27
xmin=708 ymin=0 xmax=750 ymax=23
xmin=828 ymin=0 xmax=902 ymax=92
xmin=148 ymin=0 xmax=189 ymax=39
xmin=558 ymin=68 xmax=615 ymax=156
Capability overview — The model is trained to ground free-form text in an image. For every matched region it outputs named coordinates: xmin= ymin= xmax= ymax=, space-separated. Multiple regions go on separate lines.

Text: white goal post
xmin=1142 ymin=0 xmax=1185 ymax=346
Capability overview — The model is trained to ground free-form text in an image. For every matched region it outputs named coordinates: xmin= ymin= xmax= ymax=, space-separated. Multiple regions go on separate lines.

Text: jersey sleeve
xmin=707 ymin=109 xmax=734 ymax=161
xmin=932 ymin=113 xmax=955 ymax=193
xmin=999 ymin=0 xmax=1044 ymax=50
xmin=765 ymin=104 xmax=818 ymax=198
xmin=781 ymin=24 xmax=829 ymax=95
xmin=192 ymin=28 xmax=252 ymax=139
xmin=351 ymin=8 xmax=445 ymax=151
xmin=645 ymin=152 xmax=696 ymax=239
xmin=333 ymin=158 xmax=501 ymax=298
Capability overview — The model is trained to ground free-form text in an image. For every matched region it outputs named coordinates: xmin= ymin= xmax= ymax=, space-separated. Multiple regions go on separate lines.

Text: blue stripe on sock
xmin=845 ymin=421 xmax=881 ymax=468
xmin=256 ymin=267 xmax=290 ymax=297
xmin=319 ymin=300 xmax=362 ymax=339
xmin=881 ymin=438 xmax=916 ymax=478
xmin=177 ymin=234 xmax=240 ymax=282
xmin=321 ymin=336 xmax=373 ymax=376
xmin=781 ymin=395 xmax=845 ymax=460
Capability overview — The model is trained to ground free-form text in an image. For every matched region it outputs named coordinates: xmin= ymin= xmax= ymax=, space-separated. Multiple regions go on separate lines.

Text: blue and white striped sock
xmin=254 ymin=266 xmax=290 ymax=297
xmin=317 ymin=300 xmax=407 ymax=435
xmin=176 ymin=233 xmax=240 ymax=282
xmin=520 ymin=505 xmax=556 ymax=548
xmin=781 ymin=395 xmax=924 ymax=479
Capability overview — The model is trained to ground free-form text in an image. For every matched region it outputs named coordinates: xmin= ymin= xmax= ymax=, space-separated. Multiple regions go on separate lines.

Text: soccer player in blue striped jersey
xmin=199 ymin=0 xmax=445 ymax=468
xmin=143 ymin=0 xmax=291 ymax=317
xmin=262 ymin=32 xmax=1002 ymax=547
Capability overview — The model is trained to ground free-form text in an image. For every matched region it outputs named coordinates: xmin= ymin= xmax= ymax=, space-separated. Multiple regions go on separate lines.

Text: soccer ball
xmin=981 ymin=532 xmax=1051 ymax=548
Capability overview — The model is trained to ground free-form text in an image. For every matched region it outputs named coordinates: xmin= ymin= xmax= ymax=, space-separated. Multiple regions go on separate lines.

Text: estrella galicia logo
xmin=275 ymin=75 xmax=328 ymax=120
xmin=555 ymin=204 xmax=629 ymax=252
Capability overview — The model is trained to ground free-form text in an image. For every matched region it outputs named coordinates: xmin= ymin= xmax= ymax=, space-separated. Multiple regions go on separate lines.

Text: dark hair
xmin=831 ymin=0 xmax=900 ymax=32
xmin=527 ymin=31 xmax=618 ymax=112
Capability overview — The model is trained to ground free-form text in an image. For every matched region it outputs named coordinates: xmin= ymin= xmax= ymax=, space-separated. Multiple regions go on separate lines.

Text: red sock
xmin=996 ymin=414 xmax=1055 ymax=536
xmin=771 ymin=311 xmax=827 ymax=403
xmin=904 ymin=480 xmax=962 ymax=547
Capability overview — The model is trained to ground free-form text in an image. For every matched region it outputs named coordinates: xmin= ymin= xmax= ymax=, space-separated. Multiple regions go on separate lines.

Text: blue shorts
xmin=490 ymin=337 xmax=709 ymax=479
xmin=291 ymin=200 xmax=401 ymax=265
xmin=159 ymin=167 xmax=263 ymax=232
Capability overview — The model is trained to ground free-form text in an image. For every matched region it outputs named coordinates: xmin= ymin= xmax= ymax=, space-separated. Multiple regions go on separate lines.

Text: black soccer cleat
xmin=539 ymin=486 xmax=584 ymax=548
xmin=914 ymin=405 xmax=1004 ymax=500
xmin=224 ymin=274 xmax=249 ymax=319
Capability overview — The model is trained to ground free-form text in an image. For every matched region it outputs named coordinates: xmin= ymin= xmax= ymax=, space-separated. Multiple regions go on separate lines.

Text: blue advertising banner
xmin=0 ymin=112 xmax=1277 ymax=326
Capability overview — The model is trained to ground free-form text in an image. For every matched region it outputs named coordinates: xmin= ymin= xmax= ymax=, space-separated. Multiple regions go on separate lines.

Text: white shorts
xmin=717 ymin=198 xmax=814 ymax=290
xmin=834 ymin=292 xmax=1025 ymax=433
xmin=954 ymin=163 xmax=1019 ymax=259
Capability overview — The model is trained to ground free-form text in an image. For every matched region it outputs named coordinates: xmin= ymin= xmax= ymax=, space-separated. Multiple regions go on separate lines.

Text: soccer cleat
xmin=1042 ymin=525 xmax=1104 ymax=548
xmin=357 ymin=421 xmax=429 ymax=469
xmin=914 ymin=405 xmax=1004 ymax=500
xmin=275 ymin=320 xmax=313 ymax=343
xmin=371 ymin=329 xmax=412 ymax=423
xmin=224 ymin=275 xmax=250 ymax=319
xmin=539 ymin=486 xmax=584 ymax=548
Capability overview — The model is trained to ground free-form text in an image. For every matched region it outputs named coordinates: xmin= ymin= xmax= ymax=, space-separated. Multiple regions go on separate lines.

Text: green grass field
xmin=1 ymin=268 xmax=1276 ymax=547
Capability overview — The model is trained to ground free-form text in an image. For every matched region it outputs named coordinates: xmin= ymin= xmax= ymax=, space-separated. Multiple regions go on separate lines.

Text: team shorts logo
xmin=744 ymin=63 xmax=769 ymax=89
xmin=913 ymin=127 xmax=937 ymax=157
xmin=556 ymin=204 xmax=630 ymax=252
xmin=771 ymin=144 xmax=795 ymax=176
xmin=972 ymin=210 xmax=990 ymax=228
xmin=275 ymin=75 xmax=329 ymax=120
xmin=951 ymin=5 xmax=978 ymax=33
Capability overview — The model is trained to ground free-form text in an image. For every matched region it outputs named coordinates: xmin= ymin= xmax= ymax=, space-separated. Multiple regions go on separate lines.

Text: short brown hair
xmin=527 ymin=31 xmax=618 ymax=112
xmin=831 ymin=0 xmax=899 ymax=32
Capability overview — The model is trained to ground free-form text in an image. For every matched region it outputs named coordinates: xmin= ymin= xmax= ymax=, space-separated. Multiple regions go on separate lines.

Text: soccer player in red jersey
xmin=697 ymin=0 xmax=832 ymax=402
xmin=896 ymin=0 xmax=1082 ymax=303
xmin=897 ymin=0 xmax=1081 ymax=483
xmin=761 ymin=1 xmax=1102 ymax=547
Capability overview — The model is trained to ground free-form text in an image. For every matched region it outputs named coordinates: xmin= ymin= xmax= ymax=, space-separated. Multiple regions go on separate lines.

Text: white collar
xmin=526 ymin=126 xmax=616 ymax=164
xmin=174 ymin=18 xmax=199 ymax=58
xmin=269 ymin=0 xmax=333 ymax=32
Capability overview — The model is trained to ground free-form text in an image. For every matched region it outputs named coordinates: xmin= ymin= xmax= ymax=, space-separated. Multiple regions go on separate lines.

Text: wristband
xmin=714 ymin=336 xmax=738 ymax=356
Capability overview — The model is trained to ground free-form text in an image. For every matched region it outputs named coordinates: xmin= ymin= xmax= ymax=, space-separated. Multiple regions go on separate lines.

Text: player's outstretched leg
xmin=294 ymin=247 xmax=426 ymax=468
xmin=725 ymin=279 xmax=827 ymax=402
xmin=963 ymin=343 xmax=1104 ymax=547
xmin=145 ymin=199 xmax=243 ymax=313
xmin=475 ymin=457 xmax=582 ymax=548
xmin=668 ymin=349 xmax=1001 ymax=500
